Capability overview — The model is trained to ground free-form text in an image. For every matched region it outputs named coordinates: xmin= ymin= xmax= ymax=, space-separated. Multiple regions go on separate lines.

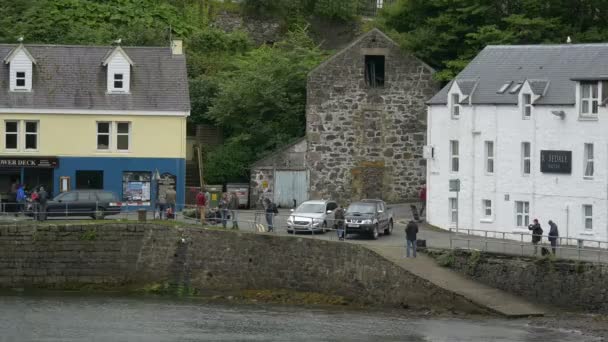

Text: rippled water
xmin=0 ymin=295 xmax=597 ymax=342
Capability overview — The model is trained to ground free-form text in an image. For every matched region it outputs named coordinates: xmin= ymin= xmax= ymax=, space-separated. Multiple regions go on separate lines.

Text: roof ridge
xmin=0 ymin=44 xmax=171 ymax=49
xmin=486 ymin=43 xmax=608 ymax=48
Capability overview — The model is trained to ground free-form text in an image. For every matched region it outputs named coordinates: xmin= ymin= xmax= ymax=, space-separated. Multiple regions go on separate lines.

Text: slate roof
xmin=0 ymin=44 xmax=190 ymax=112
xmin=428 ymin=43 xmax=608 ymax=105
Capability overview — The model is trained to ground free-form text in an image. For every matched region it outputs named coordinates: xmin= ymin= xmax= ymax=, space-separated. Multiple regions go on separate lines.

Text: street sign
xmin=449 ymin=179 xmax=460 ymax=192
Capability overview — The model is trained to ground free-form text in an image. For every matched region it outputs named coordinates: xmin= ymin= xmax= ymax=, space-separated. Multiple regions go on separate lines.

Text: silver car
xmin=286 ymin=200 xmax=338 ymax=234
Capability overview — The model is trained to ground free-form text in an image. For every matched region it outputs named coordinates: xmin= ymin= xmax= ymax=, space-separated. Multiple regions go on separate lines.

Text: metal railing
xmin=449 ymin=228 xmax=608 ymax=263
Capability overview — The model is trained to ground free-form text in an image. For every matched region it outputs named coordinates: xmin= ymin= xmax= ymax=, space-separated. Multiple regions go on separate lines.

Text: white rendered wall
xmin=9 ymin=50 xmax=33 ymax=92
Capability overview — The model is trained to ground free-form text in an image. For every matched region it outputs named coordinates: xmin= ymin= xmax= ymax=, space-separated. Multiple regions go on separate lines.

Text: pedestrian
xmin=419 ymin=184 xmax=427 ymax=217
xmin=31 ymin=188 xmax=39 ymax=220
xmin=157 ymin=193 xmax=167 ymax=220
xmin=334 ymin=204 xmax=345 ymax=240
xmin=548 ymin=220 xmax=559 ymax=255
xmin=219 ymin=193 xmax=229 ymax=229
xmin=38 ymin=187 xmax=48 ymax=221
xmin=16 ymin=184 xmax=26 ymax=214
xmin=229 ymin=192 xmax=239 ymax=230
xmin=204 ymin=189 xmax=211 ymax=207
xmin=528 ymin=219 xmax=543 ymax=255
xmin=264 ymin=198 xmax=278 ymax=232
xmin=405 ymin=220 xmax=419 ymax=258
xmin=165 ymin=186 xmax=177 ymax=219
xmin=196 ymin=189 xmax=207 ymax=225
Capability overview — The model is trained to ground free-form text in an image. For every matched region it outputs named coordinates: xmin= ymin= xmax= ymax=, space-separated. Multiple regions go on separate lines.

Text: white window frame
xmin=451 ymin=93 xmax=460 ymax=119
xmin=116 ymin=122 xmax=131 ymax=152
xmin=113 ymin=73 xmax=124 ymax=91
xmin=580 ymin=81 xmax=599 ymax=117
xmin=15 ymin=71 xmax=27 ymax=89
xmin=584 ymin=143 xmax=594 ymax=178
xmin=449 ymin=198 xmax=458 ymax=225
xmin=96 ymin=121 xmax=112 ymax=151
xmin=485 ymin=141 xmax=494 ymax=174
xmin=482 ymin=199 xmax=492 ymax=219
xmin=583 ymin=204 xmax=593 ymax=231
xmin=522 ymin=93 xmax=532 ymax=119
xmin=522 ymin=142 xmax=531 ymax=176
xmin=4 ymin=120 xmax=19 ymax=151
xmin=515 ymin=201 xmax=530 ymax=228
xmin=449 ymin=140 xmax=459 ymax=172
xmin=24 ymin=121 xmax=38 ymax=151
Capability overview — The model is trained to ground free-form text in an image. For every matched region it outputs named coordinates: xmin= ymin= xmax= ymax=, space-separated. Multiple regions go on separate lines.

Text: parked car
xmin=344 ymin=199 xmax=394 ymax=239
xmin=286 ymin=199 xmax=338 ymax=234
xmin=30 ymin=190 xmax=122 ymax=219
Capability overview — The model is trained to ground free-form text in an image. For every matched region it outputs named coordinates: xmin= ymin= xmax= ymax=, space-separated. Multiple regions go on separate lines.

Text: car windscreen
xmin=295 ymin=203 xmax=326 ymax=214
xmin=346 ymin=203 xmax=376 ymax=214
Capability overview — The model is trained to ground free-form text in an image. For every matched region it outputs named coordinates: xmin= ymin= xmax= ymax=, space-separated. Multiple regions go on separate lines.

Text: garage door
xmin=274 ymin=170 xmax=309 ymax=208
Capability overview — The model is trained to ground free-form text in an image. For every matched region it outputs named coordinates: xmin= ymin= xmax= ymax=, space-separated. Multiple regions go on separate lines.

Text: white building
xmin=426 ymin=44 xmax=608 ymax=242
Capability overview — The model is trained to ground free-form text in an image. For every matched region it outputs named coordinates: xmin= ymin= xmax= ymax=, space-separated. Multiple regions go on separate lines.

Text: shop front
xmin=0 ymin=156 xmax=58 ymax=210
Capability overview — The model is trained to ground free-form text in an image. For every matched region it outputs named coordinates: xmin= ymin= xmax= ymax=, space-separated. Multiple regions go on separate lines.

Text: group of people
xmin=528 ymin=219 xmax=560 ymax=255
xmin=156 ymin=186 xmax=177 ymax=220
xmin=195 ymin=190 xmax=242 ymax=229
xmin=10 ymin=182 xmax=49 ymax=221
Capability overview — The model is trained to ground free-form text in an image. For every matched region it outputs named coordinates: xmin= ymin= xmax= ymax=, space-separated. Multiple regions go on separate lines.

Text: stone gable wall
xmin=306 ymin=30 xmax=438 ymax=204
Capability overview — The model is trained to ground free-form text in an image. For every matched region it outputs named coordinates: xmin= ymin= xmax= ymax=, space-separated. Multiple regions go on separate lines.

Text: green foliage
xmin=467 ymin=250 xmax=481 ymax=273
xmin=80 ymin=228 xmax=97 ymax=241
xmin=436 ymin=250 xmax=455 ymax=267
xmin=377 ymin=0 xmax=608 ymax=80
xmin=203 ymin=141 xmax=254 ymax=184
xmin=242 ymin=0 xmax=364 ymax=21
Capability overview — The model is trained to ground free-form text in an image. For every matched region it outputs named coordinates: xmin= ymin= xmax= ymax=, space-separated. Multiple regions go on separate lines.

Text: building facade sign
xmin=540 ymin=150 xmax=571 ymax=174
xmin=0 ymin=157 xmax=58 ymax=168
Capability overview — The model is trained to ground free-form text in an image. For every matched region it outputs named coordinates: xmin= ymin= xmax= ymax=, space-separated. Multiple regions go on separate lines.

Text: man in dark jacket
xmin=405 ymin=220 xmax=419 ymax=258
xmin=37 ymin=187 xmax=48 ymax=221
xmin=528 ymin=219 xmax=543 ymax=255
xmin=548 ymin=220 xmax=559 ymax=255
xmin=229 ymin=192 xmax=239 ymax=230
xmin=264 ymin=198 xmax=278 ymax=232
xmin=334 ymin=204 xmax=345 ymax=240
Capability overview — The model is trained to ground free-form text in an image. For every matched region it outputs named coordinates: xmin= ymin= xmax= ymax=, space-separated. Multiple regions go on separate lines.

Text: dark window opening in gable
xmin=365 ymin=55 xmax=385 ymax=88
xmin=114 ymin=73 xmax=124 ymax=89
xmin=15 ymin=72 xmax=26 ymax=87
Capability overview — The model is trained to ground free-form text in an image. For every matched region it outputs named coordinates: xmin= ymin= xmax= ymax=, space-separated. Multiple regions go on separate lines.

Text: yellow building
xmin=0 ymin=42 xmax=190 ymax=207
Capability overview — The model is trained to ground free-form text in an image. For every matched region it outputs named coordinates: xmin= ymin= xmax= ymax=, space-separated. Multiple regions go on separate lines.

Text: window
xmin=365 ymin=55 xmax=385 ymax=88
xmin=522 ymin=94 xmax=532 ymax=119
xmin=522 ymin=142 xmax=531 ymax=175
xmin=449 ymin=198 xmax=458 ymax=224
xmin=584 ymin=143 xmax=594 ymax=178
xmin=583 ymin=205 xmax=593 ymax=230
xmin=55 ymin=192 xmax=77 ymax=202
xmin=113 ymin=73 xmax=124 ymax=90
xmin=376 ymin=0 xmax=384 ymax=8
xmin=15 ymin=71 xmax=26 ymax=88
xmin=509 ymin=82 xmax=523 ymax=94
xmin=76 ymin=171 xmax=104 ymax=190
xmin=116 ymin=122 xmax=130 ymax=151
xmin=515 ymin=201 xmax=530 ymax=227
xmin=497 ymin=82 xmax=512 ymax=94
xmin=580 ymin=81 xmax=599 ymax=116
xmin=483 ymin=199 xmax=492 ymax=218
xmin=5 ymin=121 xmax=18 ymax=150
xmin=97 ymin=122 xmax=111 ymax=150
xmin=485 ymin=141 xmax=494 ymax=173
xmin=451 ymin=93 xmax=460 ymax=118
xmin=25 ymin=121 xmax=38 ymax=150
xmin=450 ymin=140 xmax=459 ymax=172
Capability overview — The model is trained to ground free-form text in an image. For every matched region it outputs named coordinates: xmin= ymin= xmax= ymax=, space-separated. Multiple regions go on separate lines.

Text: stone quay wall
xmin=428 ymin=249 xmax=608 ymax=312
xmin=0 ymin=223 xmax=483 ymax=312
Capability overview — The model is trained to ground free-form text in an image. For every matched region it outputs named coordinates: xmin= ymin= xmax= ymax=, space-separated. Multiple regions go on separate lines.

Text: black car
xmin=344 ymin=200 xmax=394 ymax=239
xmin=42 ymin=190 xmax=121 ymax=219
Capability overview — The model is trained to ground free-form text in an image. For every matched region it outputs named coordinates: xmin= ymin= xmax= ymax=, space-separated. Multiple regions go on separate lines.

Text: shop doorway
xmin=0 ymin=170 xmax=20 ymax=209
xmin=76 ymin=171 xmax=104 ymax=190
xmin=24 ymin=168 xmax=54 ymax=197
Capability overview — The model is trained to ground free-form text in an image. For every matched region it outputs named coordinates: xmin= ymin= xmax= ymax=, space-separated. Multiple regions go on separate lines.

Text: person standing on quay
xmin=334 ymin=204 xmax=345 ymax=240
xmin=38 ymin=187 xmax=48 ymax=221
xmin=229 ymin=192 xmax=239 ymax=230
xmin=165 ymin=186 xmax=177 ymax=219
xmin=405 ymin=220 xmax=419 ymax=258
xmin=219 ymin=193 xmax=229 ymax=229
xmin=419 ymin=184 xmax=427 ymax=217
xmin=548 ymin=220 xmax=559 ymax=255
xmin=528 ymin=219 xmax=543 ymax=255
xmin=264 ymin=198 xmax=278 ymax=232
xmin=196 ymin=189 xmax=207 ymax=225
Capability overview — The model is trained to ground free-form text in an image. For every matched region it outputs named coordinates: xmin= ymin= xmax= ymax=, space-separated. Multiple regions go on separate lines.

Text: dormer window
xmin=4 ymin=44 xmax=36 ymax=92
xmin=522 ymin=93 xmax=532 ymax=119
xmin=451 ymin=93 xmax=460 ymax=119
xmin=15 ymin=72 xmax=26 ymax=88
xmin=114 ymin=74 xmax=124 ymax=90
xmin=102 ymin=46 xmax=133 ymax=94
xmin=580 ymin=81 xmax=599 ymax=116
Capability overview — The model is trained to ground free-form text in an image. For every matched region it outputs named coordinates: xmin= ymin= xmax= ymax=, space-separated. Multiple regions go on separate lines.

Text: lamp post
xmin=152 ymin=169 xmax=161 ymax=217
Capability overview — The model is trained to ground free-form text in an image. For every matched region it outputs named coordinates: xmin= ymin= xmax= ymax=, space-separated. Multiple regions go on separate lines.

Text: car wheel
xmin=94 ymin=209 xmax=105 ymax=220
xmin=384 ymin=220 xmax=393 ymax=235
xmin=287 ymin=229 xmax=294 ymax=234
xmin=371 ymin=224 xmax=379 ymax=240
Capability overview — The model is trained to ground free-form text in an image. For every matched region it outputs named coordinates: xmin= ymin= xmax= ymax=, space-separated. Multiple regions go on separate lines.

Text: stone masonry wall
xmin=0 ymin=223 xmax=484 ymax=312
xmin=307 ymin=30 xmax=439 ymax=204
xmin=430 ymin=249 xmax=608 ymax=312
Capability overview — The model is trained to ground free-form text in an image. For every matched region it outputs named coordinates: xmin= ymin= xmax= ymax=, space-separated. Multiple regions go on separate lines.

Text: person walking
xmin=419 ymin=184 xmax=427 ymax=217
xmin=219 ymin=193 xmax=229 ymax=229
xmin=334 ymin=204 xmax=345 ymax=240
xmin=165 ymin=186 xmax=177 ymax=219
xmin=264 ymin=198 xmax=278 ymax=232
xmin=229 ymin=192 xmax=240 ymax=229
xmin=196 ymin=189 xmax=207 ymax=225
xmin=37 ymin=187 xmax=48 ymax=221
xmin=528 ymin=219 xmax=543 ymax=255
xmin=30 ymin=188 xmax=39 ymax=220
xmin=16 ymin=184 xmax=26 ymax=215
xmin=548 ymin=220 xmax=559 ymax=255
xmin=157 ymin=193 xmax=167 ymax=220
xmin=405 ymin=220 xmax=419 ymax=258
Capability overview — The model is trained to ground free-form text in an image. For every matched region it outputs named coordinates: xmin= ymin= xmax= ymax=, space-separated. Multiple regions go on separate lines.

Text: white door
xmin=274 ymin=171 xmax=308 ymax=208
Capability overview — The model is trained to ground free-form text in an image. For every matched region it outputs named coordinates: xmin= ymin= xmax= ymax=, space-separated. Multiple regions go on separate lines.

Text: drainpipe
xmin=565 ymin=204 xmax=570 ymax=244
xmin=471 ymin=105 xmax=479 ymax=231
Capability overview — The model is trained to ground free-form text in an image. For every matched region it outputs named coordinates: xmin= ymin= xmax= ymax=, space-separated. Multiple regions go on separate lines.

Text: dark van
xmin=43 ymin=190 xmax=121 ymax=219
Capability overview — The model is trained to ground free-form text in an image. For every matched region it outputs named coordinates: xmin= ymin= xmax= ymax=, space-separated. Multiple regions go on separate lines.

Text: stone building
xmin=251 ymin=29 xmax=438 ymax=206
xmin=307 ymin=29 xmax=438 ymax=203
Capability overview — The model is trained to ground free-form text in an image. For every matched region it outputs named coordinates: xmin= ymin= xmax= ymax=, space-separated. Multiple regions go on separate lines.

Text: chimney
xmin=171 ymin=39 xmax=183 ymax=55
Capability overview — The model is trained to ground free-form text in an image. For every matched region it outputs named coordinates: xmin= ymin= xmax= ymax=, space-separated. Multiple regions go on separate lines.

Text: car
xmin=286 ymin=199 xmax=338 ymax=234
xmin=39 ymin=190 xmax=122 ymax=219
xmin=344 ymin=199 xmax=394 ymax=239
